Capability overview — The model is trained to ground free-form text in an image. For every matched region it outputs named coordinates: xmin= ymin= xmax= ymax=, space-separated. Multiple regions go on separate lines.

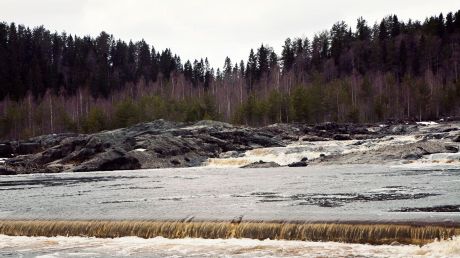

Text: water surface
xmin=1 ymin=164 xmax=459 ymax=223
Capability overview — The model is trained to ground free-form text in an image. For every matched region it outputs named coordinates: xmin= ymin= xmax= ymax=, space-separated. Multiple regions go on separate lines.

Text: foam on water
xmin=0 ymin=235 xmax=459 ymax=258
xmin=206 ymin=135 xmax=417 ymax=167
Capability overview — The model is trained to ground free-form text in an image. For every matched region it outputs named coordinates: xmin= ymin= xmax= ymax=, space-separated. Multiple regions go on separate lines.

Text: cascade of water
xmin=0 ymin=220 xmax=458 ymax=245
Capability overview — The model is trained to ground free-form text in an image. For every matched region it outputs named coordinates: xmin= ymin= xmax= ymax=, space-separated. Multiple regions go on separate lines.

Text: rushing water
xmin=1 ymin=235 xmax=459 ymax=257
xmin=1 ymin=164 xmax=460 ymax=256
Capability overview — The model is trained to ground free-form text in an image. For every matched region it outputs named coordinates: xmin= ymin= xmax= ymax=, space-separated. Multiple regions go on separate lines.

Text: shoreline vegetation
xmin=0 ymin=220 xmax=458 ymax=245
xmin=0 ymin=10 xmax=460 ymax=140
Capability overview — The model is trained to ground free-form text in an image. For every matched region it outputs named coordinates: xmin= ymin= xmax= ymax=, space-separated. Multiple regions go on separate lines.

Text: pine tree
xmin=281 ymin=38 xmax=295 ymax=72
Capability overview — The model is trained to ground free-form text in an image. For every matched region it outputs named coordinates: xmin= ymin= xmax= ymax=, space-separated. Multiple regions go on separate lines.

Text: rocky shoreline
xmin=0 ymin=119 xmax=459 ymax=175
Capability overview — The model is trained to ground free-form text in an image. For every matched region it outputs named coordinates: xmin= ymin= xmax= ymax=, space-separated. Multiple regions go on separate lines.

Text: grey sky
xmin=1 ymin=0 xmax=458 ymax=68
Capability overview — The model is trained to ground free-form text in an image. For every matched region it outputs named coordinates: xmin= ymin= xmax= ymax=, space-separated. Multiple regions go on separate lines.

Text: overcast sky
xmin=1 ymin=0 xmax=459 ymax=68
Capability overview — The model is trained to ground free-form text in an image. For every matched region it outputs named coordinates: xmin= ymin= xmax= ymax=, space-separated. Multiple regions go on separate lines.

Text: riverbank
xmin=0 ymin=120 xmax=459 ymax=174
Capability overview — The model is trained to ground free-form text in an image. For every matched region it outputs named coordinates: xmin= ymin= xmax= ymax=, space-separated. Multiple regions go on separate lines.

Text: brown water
xmin=0 ymin=220 xmax=459 ymax=245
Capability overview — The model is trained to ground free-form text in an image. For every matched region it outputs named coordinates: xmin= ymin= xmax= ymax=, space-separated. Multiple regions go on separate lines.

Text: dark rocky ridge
xmin=0 ymin=120 xmax=459 ymax=174
xmin=1 ymin=120 xmax=287 ymax=174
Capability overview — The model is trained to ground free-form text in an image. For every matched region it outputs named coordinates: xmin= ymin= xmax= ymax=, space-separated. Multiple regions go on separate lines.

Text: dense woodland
xmin=1 ymin=10 xmax=460 ymax=139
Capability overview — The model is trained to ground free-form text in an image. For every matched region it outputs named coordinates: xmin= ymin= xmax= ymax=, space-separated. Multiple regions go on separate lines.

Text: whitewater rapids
xmin=0 ymin=235 xmax=459 ymax=258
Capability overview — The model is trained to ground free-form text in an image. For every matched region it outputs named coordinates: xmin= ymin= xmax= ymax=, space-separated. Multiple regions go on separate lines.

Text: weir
xmin=0 ymin=220 xmax=458 ymax=245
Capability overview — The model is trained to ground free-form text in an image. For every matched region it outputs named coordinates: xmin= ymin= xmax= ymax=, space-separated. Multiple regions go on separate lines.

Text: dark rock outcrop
xmin=287 ymin=161 xmax=308 ymax=167
xmin=241 ymin=161 xmax=281 ymax=168
xmin=333 ymin=134 xmax=352 ymax=141
xmin=453 ymin=134 xmax=460 ymax=142
xmin=0 ymin=167 xmax=16 ymax=175
xmin=3 ymin=120 xmax=287 ymax=174
xmin=0 ymin=143 xmax=13 ymax=158
xmin=73 ymin=149 xmax=141 ymax=172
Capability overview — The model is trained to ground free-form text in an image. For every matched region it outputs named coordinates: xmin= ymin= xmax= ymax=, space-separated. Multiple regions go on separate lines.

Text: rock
xmin=287 ymin=161 xmax=308 ymax=167
xmin=401 ymin=153 xmax=422 ymax=160
xmin=0 ymin=167 xmax=16 ymax=175
xmin=241 ymin=161 xmax=281 ymax=168
xmin=301 ymin=136 xmax=328 ymax=142
xmin=17 ymin=142 xmax=41 ymax=155
xmin=170 ymin=159 xmax=181 ymax=165
xmin=300 ymin=157 xmax=308 ymax=162
xmin=445 ymin=145 xmax=459 ymax=153
xmin=442 ymin=128 xmax=459 ymax=133
xmin=333 ymin=134 xmax=352 ymax=141
xmin=453 ymin=135 xmax=460 ymax=142
xmin=219 ymin=151 xmax=241 ymax=159
xmin=73 ymin=149 xmax=141 ymax=172
xmin=0 ymin=143 xmax=13 ymax=157
xmin=401 ymin=147 xmax=429 ymax=160
xmin=61 ymin=148 xmax=97 ymax=163
xmin=420 ymin=133 xmax=447 ymax=140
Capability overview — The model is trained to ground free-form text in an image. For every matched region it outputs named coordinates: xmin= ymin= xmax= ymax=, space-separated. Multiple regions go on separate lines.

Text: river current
xmin=1 ymin=163 xmax=460 ymax=257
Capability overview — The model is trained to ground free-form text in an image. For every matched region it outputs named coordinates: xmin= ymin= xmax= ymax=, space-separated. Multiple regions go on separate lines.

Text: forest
xmin=0 ymin=10 xmax=460 ymax=139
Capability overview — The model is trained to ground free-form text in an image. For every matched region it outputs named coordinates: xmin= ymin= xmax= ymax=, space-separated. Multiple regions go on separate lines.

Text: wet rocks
xmin=394 ymin=205 xmax=460 ymax=212
xmin=453 ymin=134 xmax=460 ymax=142
xmin=301 ymin=136 xmax=328 ymax=142
xmin=2 ymin=120 xmax=289 ymax=174
xmin=333 ymin=134 xmax=352 ymax=141
xmin=241 ymin=161 xmax=281 ymax=168
xmin=401 ymin=147 xmax=430 ymax=160
xmin=0 ymin=167 xmax=16 ymax=175
xmin=445 ymin=145 xmax=459 ymax=153
xmin=219 ymin=151 xmax=242 ymax=159
xmin=287 ymin=161 xmax=308 ymax=167
xmin=2 ymin=120 xmax=460 ymax=173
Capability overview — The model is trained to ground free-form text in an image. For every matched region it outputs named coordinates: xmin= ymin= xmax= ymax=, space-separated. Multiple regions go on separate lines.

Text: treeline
xmin=1 ymin=10 xmax=460 ymax=139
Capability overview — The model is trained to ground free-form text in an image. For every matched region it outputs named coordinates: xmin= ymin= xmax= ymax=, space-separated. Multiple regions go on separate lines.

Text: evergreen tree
xmin=281 ymin=38 xmax=295 ymax=72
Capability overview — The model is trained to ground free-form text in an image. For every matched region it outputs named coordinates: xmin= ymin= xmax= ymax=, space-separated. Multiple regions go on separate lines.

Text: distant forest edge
xmin=1 ymin=10 xmax=460 ymax=139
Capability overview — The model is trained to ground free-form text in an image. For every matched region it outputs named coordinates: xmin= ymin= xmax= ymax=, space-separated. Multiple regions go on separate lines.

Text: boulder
xmin=333 ymin=134 xmax=352 ymax=141
xmin=0 ymin=167 xmax=16 ymax=175
xmin=445 ymin=145 xmax=459 ymax=153
xmin=241 ymin=161 xmax=281 ymax=168
xmin=401 ymin=147 xmax=429 ymax=160
xmin=453 ymin=135 xmax=460 ymax=143
xmin=287 ymin=161 xmax=308 ymax=167
xmin=73 ymin=149 xmax=141 ymax=172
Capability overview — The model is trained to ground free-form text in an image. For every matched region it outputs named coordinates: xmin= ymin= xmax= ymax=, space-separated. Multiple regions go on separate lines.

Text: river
xmin=1 ymin=164 xmax=460 ymax=257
